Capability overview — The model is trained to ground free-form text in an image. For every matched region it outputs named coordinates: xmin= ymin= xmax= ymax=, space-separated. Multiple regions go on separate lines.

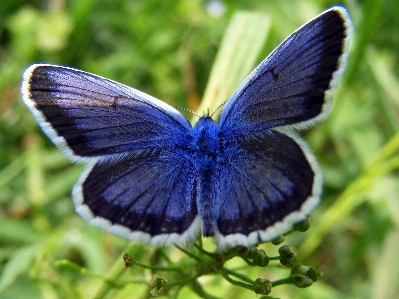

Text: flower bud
xmin=148 ymin=274 xmax=167 ymax=296
xmin=293 ymin=214 xmax=312 ymax=232
xmin=245 ymin=248 xmax=269 ymax=267
xmin=290 ymin=264 xmax=320 ymax=288
xmin=271 ymin=235 xmax=285 ymax=245
xmin=253 ymin=278 xmax=272 ymax=295
xmin=290 ymin=274 xmax=313 ymax=288
xmin=254 ymin=249 xmax=269 ymax=267
xmin=122 ymin=251 xmax=133 ymax=268
xmin=278 ymin=245 xmax=298 ymax=267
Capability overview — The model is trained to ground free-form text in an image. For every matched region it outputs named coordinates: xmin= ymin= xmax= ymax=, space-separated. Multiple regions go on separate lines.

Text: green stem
xmin=193 ymin=243 xmax=218 ymax=258
xmin=224 ymin=267 xmax=253 ymax=284
xmin=271 ymin=277 xmax=292 ymax=287
xmin=157 ymin=248 xmax=173 ymax=265
xmin=55 ymin=260 xmax=122 ymax=286
xmin=220 ymin=271 xmax=252 ymax=291
xmin=283 ymin=230 xmax=294 ymax=236
xmin=166 ymin=276 xmax=198 ymax=288
xmin=174 ymin=244 xmax=204 ymax=262
xmin=268 ymin=256 xmax=280 ymax=261
xmin=190 ymin=280 xmax=222 ymax=299
xmin=90 ymin=243 xmax=141 ymax=299
xmin=133 ymin=261 xmax=181 ymax=272
xmin=240 ymin=256 xmax=255 ymax=266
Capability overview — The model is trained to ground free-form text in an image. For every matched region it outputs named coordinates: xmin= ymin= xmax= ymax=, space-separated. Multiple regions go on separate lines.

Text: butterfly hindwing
xmin=219 ymin=6 xmax=352 ymax=138
xmin=214 ymin=129 xmax=321 ymax=249
xmin=73 ymin=152 xmax=200 ymax=246
xmin=22 ymin=64 xmax=191 ymax=162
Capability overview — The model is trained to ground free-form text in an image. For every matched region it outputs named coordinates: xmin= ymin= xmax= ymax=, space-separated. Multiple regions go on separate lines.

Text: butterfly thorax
xmin=190 ymin=116 xmax=222 ymax=237
xmin=191 ymin=116 xmax=221 ymax=159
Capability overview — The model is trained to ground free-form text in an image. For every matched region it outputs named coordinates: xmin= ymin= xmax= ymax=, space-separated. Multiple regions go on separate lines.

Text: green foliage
xmin=1 ymin=0 xmax=399 ymax=298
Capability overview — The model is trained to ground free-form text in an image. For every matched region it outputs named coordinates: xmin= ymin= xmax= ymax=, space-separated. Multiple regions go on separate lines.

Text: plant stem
xmin=134 ymin=260 xmax=181 ymax=272
xmin=219 ymin=271 xmax=252 ymax=291
xmin=174 ymin=244 xmax=205 ymax=262
xmin=224 ymin=267 xmax=253 ymax=283
xmin=189 ymin=280 xmax=222 ymax=299
xmin=272 ymin=277 xmax=292 ymax=287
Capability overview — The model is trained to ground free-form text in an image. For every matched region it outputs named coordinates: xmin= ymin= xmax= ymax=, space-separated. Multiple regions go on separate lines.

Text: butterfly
xmin=21 ymin=6 xmax=352 ymax=251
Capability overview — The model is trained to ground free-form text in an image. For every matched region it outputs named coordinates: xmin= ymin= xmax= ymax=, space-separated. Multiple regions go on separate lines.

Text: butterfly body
xmin=22 ymin=6 xmax=352 ymax=250
xmin=190 ymin=116 xmax=220 ymax=236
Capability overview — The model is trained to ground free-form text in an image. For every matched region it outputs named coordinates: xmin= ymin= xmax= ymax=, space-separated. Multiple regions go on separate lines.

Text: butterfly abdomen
xmin=191 ymin=116 xmax=223 ymax=237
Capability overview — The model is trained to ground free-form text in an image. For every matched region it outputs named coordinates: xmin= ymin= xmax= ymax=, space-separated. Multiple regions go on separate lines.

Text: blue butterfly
xmin=21 ymin=6 xmax=352 ymax=250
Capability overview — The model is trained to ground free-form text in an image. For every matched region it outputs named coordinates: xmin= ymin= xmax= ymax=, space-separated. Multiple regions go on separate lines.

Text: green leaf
xmin=0 ymin=218 xmax=41 ymax=243
xmin=300 ymin=131 xmax=399 ymax=257
xmin=371 ymin=231 xmax=399 ymax=299
xmin=196 ymin=11 xmax=270 ymax=120
xmin=0 ymin=245 xmax=37 ymax=293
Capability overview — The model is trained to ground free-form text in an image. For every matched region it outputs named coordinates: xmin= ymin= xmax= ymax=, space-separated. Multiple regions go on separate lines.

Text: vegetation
xmin=1 ymin=0 xmax=398 ymax=298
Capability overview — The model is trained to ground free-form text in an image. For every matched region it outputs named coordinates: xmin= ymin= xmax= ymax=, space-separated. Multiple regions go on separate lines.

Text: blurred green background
xmin=1 ymin=0 xmax=399 ymax=298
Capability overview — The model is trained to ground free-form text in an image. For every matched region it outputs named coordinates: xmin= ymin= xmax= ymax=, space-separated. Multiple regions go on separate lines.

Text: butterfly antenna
xmin=210 ymin=100 xmax=228 ymax=118
xmin=175 ymin=106 xmax=200 ymax=118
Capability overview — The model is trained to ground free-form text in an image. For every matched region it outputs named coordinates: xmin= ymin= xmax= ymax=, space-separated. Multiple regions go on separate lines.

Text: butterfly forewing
xmin=219 ymin=7 xmax=352 ymax=138
xmin=22 ymin=64 xmax=191 ymax=162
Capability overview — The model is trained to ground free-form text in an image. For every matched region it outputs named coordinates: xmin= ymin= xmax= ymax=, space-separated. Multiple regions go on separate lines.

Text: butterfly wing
xmin=215 ymin=7 xmax=352 ymax=249
xmin=22 ymin=64 xmax=192 ymax=162
xmin=74 ymin=153 xmax=200 ymax=247
xmin=215 ymin=129 xmax=321 ymax=249
xmin=22 ymin=64 xmax=200 ymax=245
xmin=219 ymin=6 xmax=352 ymax=138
